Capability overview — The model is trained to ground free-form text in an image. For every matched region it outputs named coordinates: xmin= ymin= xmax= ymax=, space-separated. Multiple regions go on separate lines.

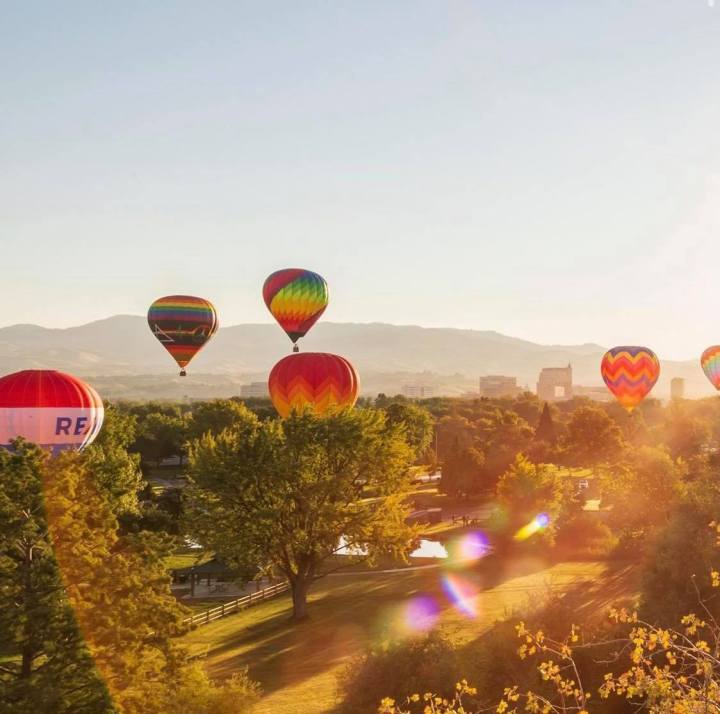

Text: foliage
xmin=383 ymin=402 xmax=435 ymax=460
xmin=0 ymin=441 xmax=112 ymax=713
xmin=561 ymin=405 xmax=625 ymax=469
xmin=83 ymin=404 xmax=144 ymax=515
xmin=186 ymin=400 xmax=258 ymax=441
xmin=185 ymin=408 xmax=416 ymax=619
xmin=0 ymin=440 xmax=257 ymax=713
xmin=534 ymin=403 xmax=557 ymax=445
xmin=340 ymin=633 xmax=462 ymax=713
xmin=554 ymin=512 xmax=617 ymax=560
xmin=133 ymin=411 xmax=188 ymax=467
xmin=601 ymin=446 xmax=684 ymax=537
xmin=495 ymin=456 xmax=574 ymax=546
xmin=440 ymin=441 xmax=486 ymax=497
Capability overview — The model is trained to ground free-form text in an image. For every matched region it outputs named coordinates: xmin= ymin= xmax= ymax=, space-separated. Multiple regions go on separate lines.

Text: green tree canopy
xmin=186 ymin=400 xmax=258 ymax=441
xmin=0 ymin=441 xmax=257 ymax=713
xmin=382 ymin=402 xmax=434 ymax=459
xmin=561 ymin=405 xmax=625 ymax=469
xmin=185 ymin=408 xmax=416 ymax=620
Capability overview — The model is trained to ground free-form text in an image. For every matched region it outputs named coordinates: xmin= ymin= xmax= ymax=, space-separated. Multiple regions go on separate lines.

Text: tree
xmin=561 ymin=405 xmax=625 ymax=470
xmin=185 ymin=408 xmax=416 ymax=620
xmin=186 ymin=400 xmax=257 ymax=441
xmin=0 ymin=442 xmax=112 ymax=712
xmin=0 ymin=441 xmax=256 ymax=713
xmin=665 ymin=403 xmax=711 ymax=460
xmin=601 ymin=445 xmax=684 ymax=537
xmin=495 ymin=456 xmax=572 ymax=545
xmin=383 ymin=402 xmax=434 ymax=460
xmin=133 ymin=412 xmax=188 ymax=467
xmin=534 ymin=403 xmax=556 ymax=445
xmin=83 ymin=404 xmax=144 ymax=515
xmin=477 ymin=410 xmax=533 ymax=483
xmin=440 ymin=441 xmax=486 ymax=497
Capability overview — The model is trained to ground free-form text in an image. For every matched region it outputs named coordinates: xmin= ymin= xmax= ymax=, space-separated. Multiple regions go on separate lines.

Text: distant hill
xmin=0 ymin=316 xmax=712 ymax=399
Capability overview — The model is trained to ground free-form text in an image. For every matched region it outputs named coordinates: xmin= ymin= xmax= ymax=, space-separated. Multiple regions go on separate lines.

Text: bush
xmin=338 ymin=633 xmax=460 ymax=713
xmin=555 ymin=512 xmax=617 ymax=559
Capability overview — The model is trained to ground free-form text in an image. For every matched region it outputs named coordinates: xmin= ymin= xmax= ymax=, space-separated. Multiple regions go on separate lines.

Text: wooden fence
xmin=183 ymin=581 xmax=290 ymax=628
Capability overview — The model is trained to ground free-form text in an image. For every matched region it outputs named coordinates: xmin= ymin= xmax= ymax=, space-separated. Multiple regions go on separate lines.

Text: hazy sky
xmin=2 ymin=1 xmax=720 ymax=359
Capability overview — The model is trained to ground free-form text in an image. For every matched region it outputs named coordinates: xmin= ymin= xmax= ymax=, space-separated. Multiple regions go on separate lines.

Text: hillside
xmin=0 ymin=316 xmax=712 ymax=399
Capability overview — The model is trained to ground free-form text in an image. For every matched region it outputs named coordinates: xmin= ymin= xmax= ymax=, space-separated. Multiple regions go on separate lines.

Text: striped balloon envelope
xmin=148 ymin=295 xmax=218 ymax=376
xmin=263 ymin=269 xmax=329 ymax=350
xmin=268 ymin=353 xmax=359 ymax=418
xmin=601 ymin=346 xmax=660 ymax=413
xmin=0 ymin=370 xmax=104 ymax=453
xmin=701 ymin=346 xmax=720 ymax=391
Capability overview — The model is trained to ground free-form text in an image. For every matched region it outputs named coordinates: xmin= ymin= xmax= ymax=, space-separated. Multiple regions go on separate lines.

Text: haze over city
xmin=4 ymin=1 xmax=720 ymax=359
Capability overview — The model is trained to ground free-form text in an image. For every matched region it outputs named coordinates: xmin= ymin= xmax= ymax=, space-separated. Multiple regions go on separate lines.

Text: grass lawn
xmin=180 ymin=558 xmax=638 ymax=714
xmin=164 ymin=548 xmax=213 ymax=572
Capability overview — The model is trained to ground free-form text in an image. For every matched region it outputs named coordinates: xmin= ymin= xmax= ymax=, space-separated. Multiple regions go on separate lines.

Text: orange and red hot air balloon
xmin=601 ymin=346 xmax=660 ymax=412
xmin=0 ymin=370 xmax=104 ymax=454
xmin=148 ymin=295 xmax=218 ymax=376
xmin=268 ymin=352 xmax=359 ymax=418
xmin=263 ymin=269 xmax=329 ymax=351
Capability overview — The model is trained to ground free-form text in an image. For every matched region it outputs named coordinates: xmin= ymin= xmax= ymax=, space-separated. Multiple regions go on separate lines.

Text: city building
xmin=240 ymin=381 xmax=270 ymax=398
xmin=671 ymin=377 xmax=685 ymax=400
xmin=573 ymin=385 xmax=614 ymax=402
xmin=537 ymin=364 xmax=573 ymax=402
xmin=402 ymin=384 xmax=435 ymax=399
xmin=479 ymin=375 xmax=521 ymax=398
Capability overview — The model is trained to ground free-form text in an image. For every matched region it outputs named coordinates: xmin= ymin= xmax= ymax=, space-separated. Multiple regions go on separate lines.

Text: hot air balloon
xmin=268 ymin=352 xmax=359 ymax=418
xmin=263 ymin=269 xmax=329 ymax=351
xmin=148 ymin=295 xmax=218 ymax=376
xmin=601 ymin=346 xmax=660 ymax=412
xmin=0 ymin=370 xmax=104 ymax=453
xmin=701 ymin=346 xmax=720 ymax=391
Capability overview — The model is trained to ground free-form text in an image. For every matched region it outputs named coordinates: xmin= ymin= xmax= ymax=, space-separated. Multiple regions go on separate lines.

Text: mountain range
xmin=0 ymin=316 xmax=713 ymax=400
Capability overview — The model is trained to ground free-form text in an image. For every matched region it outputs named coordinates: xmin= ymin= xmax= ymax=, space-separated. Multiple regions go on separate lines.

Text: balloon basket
xmin=179 ymin=370 xmax=187 ymax=377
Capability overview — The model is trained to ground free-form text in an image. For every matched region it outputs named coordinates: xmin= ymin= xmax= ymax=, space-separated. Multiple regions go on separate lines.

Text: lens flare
xmin=457 ymin=531 xmax=489 ymax=562
xmin=514 ymin=513 xmax=550 ymax=542
xmin=441 ymin=573 xmax=478 ymax=617
xmin=402 ymin=595 xmax=440 ymax=633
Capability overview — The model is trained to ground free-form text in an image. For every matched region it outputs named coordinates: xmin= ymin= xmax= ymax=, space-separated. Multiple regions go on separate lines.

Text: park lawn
xmin=180 ymin=558 xmax=638 ymax=714
xmin=164 ymin=549 xmax=213 ymax=572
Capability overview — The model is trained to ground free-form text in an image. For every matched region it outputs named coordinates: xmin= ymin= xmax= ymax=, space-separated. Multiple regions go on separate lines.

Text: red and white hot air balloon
xmin=0 ymin=370 xmax=104 ymax=454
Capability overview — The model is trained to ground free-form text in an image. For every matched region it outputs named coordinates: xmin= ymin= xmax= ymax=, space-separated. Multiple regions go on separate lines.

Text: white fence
xmin=183 ymin=581 xmax=290 ymax=628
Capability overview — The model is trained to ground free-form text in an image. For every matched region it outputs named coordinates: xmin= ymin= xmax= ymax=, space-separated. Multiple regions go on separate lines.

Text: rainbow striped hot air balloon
xmin=601 ymin=346 xmax=660 ymax=412
xmin=701 ymin=346 xmax=720 ymax=391
xmin=148 ymin=295 xmax=218 ymax=376
xmin=268 ymin=352 xmax=359 ymax=418
xmin=263 ymin=269 xmax=329 ymax=351
xmin=0 ymin=370 xmax=104 ymax=454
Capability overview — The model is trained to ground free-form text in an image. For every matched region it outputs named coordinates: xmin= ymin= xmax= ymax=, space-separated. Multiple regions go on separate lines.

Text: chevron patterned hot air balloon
xmin=701 ymin=346 xmax=720 ymax=390
xmin=0 ymin=370 xmax=104 ymax=454
xmin=263 ymin=269 xmax=329 ymax=351
xmin=148 ymin=295 xmax=218 ymax=376
xmin=268 ymin=353 xmax=359 ymax=418
xmin=601 ymin=346 xmax=660 ymax=412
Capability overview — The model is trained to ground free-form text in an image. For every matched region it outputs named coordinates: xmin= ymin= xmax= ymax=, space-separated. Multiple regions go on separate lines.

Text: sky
xmin=2 ymin=0 xmax=720 ymax=360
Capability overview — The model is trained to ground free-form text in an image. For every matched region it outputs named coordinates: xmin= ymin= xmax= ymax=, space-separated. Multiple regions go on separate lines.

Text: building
xmin=240 ymin=381 xmax=270 ymax=398
xmin=402 ymin=384 xmax=435 ymax=399
xmin=573 ymin=385 xmax=613 ymax=402
xmin=537 ymin=364 xmax=573 ymax=402
xmin=671 ymin=377 xmax=685 ymax=400
xmin=479 ymin=375 xmax=521 ymax=398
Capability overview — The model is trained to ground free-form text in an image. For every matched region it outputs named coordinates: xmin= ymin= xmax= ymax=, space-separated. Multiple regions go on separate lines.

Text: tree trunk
xmin=290 ymin=575 xmax=311 ymax=621
xmin=21 ymin=542 xmax=34 ymax=678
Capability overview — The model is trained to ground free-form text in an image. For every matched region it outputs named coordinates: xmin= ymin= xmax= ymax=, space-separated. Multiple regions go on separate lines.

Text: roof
xmin=172 ymin=557 xmax=231 ymax=576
